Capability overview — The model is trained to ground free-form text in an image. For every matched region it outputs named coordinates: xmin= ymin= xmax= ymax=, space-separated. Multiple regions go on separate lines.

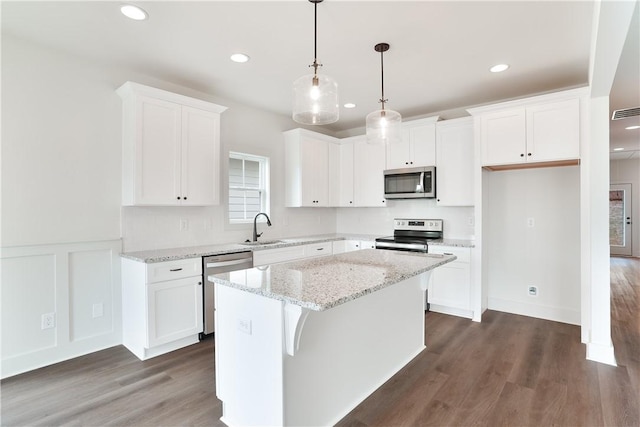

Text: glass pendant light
xmin=292 ymin=0 xmax=339 ymax=125
xmin=366 ymin=43 xmax=401 ymax=144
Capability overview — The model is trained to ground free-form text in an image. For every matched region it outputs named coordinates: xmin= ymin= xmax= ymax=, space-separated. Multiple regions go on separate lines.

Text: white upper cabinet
xmin=436 ymin=117 xmax=474 ymax=206
xmin=354 ymin=136 xmax=387 ymax=207
xmin=479 ymin=108 xmax=526 ymax=166
xmin=386 ymin=117 xmax=438 ymax=169
xmin=330 ymin=138 xmax=356 ymax=207
xmin=284 ymin=129 xmax=337 ymax=207
xmin=118 ymin=82 xmax=227 ymax=206
xmin=526 ymin=99 xmax=580 ymax=162
xmin=473 ymin=92 xmax=582 ymax=168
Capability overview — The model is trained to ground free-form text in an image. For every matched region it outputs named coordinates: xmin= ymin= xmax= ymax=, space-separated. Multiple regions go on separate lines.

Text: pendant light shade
xmin=292 ymin=0 xmax=339 ymax=125
xmin=293 ymin=73 xmax=338 ymax=125
xmin=366 ymin=43 xmax=401 ymax=144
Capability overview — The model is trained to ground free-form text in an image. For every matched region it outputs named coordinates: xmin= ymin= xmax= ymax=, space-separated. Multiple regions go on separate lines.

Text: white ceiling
xmin=2 ymin=1 xmax=638 ymax=155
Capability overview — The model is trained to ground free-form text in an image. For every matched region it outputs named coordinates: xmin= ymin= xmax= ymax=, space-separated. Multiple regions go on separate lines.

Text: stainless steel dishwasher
xmin=202 ymin=251 xmax=253 ymax=337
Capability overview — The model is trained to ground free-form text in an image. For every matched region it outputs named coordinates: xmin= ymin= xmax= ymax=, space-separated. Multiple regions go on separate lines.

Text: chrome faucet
xmin=253 ymin=212 xmax=272 ymax=242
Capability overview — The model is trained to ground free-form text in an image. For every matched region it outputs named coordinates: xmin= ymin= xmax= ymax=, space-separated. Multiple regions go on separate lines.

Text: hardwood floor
xmin=2 ymin=257 xmax=639 ymax=426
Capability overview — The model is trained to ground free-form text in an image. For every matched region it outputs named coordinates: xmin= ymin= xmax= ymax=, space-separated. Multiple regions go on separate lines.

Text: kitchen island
xmin=210 ymin=249 xmax=455 ymax=427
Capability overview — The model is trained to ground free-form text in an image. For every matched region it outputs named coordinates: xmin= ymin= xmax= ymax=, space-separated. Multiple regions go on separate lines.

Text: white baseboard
xmin=488 ymin=297 xmax=580 ymax=325
xmin=429 ymin=304 xmax=473 ymax=319
xmin=587 ymin=342 xmax=617 ymax=366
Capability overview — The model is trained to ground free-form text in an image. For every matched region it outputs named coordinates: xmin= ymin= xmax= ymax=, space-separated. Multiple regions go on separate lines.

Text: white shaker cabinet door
xmin=135 ymin=95 xmax=182 ymax=205
xmin=181 ymin=106 xmax=221 ymax=206
xmin=354 ymin=137 xmax=386 ymax=207
xmin=436 ymin=117 xmax=474 ymax=206
xmin=338 ymin=141 xmax=355 ymax=206
xmin=303 ymin=137 xmax=330 ymax=207
xmin=146 ymin=276 xmax=203 ymax=348
xmin=386 ymin=130 xmax=412 ymax=169
xmin=409 ymin=122 xmax=437 ymax=167
xmin=480 ymin=108 xmax=527 ymax=166
xmin=526 ymin=98 xmax=580 ymax=163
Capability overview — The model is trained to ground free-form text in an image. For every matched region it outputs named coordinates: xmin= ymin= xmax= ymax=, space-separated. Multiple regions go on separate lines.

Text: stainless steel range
xmin=376 ymin=218 xmax=443 ymax=311
xmin=375 ymin=219 xmax=443 ymax=253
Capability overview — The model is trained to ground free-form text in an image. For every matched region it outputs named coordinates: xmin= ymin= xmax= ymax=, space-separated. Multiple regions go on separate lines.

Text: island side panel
xmin=215 ymin=283 xmax=285 ymax=427
xmin=283 ymin=273 xmax=428 ymax=427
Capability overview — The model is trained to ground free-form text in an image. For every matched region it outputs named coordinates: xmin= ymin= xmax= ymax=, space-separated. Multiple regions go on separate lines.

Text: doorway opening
xmin=610 ymin=183 xmax=632 ymax=256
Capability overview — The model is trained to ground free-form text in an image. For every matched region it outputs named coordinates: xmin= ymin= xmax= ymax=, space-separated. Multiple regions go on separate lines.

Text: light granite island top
xmin=212 ymin=249 xmax=456 ymax=427
xmin=209 ymin=249 xmax=456 ymax=311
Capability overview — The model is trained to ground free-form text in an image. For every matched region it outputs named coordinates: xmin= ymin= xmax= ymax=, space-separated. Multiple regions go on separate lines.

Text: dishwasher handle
xmin=206 ymin=259 xmax=252 ymax=269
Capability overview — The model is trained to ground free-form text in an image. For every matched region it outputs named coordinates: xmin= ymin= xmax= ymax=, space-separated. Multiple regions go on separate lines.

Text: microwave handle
xmin=419 ymin=172 xmax=425 ymax=193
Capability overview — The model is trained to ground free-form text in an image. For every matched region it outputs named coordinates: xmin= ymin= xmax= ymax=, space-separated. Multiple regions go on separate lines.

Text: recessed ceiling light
xmin=613 ymin=147 xmax=625 ymax=151
xmin=344 ymin=103 xmax=356 ymax=109
xmin=121 ymin=4 xmax=148 ymax=21
xmin=625 ymin=125 xmax=640 ymax=130
xmin=490 ymin=64 xmax=510 ymax=73
xmin=230 ymin=53 xmax=250 ymax=63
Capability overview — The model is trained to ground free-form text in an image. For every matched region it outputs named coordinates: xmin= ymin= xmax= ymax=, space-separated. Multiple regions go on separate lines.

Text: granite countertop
xmin=209 ymin=249 xmax=456 ymax=311
xmin=120 ymin=233 xmax=382 ymax=263
xmin=120 ymin=234 xmax=475 ymax=263
xmin=429 ymin=238 xmax=475 ymax=248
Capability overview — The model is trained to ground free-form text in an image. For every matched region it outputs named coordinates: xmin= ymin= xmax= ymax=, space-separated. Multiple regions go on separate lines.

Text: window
xmin=229 ymin=152 xmax=269 ymax=223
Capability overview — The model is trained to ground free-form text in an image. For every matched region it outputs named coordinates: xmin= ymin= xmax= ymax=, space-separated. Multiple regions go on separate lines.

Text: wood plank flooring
xmin=2 ymin=257 xmax=639 ymax=426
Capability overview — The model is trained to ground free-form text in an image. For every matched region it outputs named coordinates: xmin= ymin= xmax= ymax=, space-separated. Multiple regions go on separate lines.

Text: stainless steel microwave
xmin=383 ymin=166 xmax=436 ymax=199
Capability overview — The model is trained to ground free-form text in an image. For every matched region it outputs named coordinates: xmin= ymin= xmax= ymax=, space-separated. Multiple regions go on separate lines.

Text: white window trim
xmin=229 ymin=151 xmax=270 ymax=224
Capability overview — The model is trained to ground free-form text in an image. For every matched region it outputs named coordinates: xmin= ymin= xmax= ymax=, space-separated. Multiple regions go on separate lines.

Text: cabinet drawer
xmin=303 ymin=242 xmax=333 ymax=258
xmin=146 ymin=258 xmax=202 ymax=283
xmin=428 ymin=246 xmax=470 ymax=263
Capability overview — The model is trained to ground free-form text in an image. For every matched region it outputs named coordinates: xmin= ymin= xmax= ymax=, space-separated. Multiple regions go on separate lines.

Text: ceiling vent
xmin=611 ymin=106 xmax=640 ymax=120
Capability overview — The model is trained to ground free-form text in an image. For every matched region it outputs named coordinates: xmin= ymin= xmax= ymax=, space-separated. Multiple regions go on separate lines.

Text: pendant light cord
xmin=311 ymin=0 xmax=320 ymax=75
xmin=380 ymin=49 xmax=386 ymax=110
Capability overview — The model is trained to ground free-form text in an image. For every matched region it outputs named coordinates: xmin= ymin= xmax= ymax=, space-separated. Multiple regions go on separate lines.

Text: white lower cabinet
xmin=428 ymin=246 xmax=472 ymax=318
xmin=122 ymin=257 xmax=203 ymax=360
xmin=332 ymin=239 xmax=374 ymax=254
xmin=253 ymin=242 xmax=333 ymax=267
xmin=359 ymin=240 xmax=376 ymax=250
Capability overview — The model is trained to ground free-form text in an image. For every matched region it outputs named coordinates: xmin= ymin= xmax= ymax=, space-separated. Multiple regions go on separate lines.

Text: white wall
xmin=610 ymin=157 xmax=640 ymax=257
xmin=485 ymin=166 xmax=581 ymax=325
xmin=1 ymin=37 xmax=122 ymax=246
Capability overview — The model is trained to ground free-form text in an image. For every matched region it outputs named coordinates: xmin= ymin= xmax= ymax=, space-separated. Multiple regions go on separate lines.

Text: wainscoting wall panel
xmin=1 ymin=240 xmax=122 ymax=378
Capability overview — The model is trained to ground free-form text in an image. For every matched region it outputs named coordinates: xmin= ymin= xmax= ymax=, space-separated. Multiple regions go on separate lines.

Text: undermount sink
xmin=241 ymin=240 xmax=284 ymax=246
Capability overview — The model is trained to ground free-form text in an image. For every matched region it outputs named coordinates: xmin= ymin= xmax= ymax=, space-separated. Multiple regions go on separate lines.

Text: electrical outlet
xmin=468 ymin=216 xmax=475 ymax=226
xmin=528 ymin=286 xmax=538 ymax=297
xmin=41 ymin=313 xmax=56 ymax=329
xmin=179 ymin=219 xmax=189 ymax=231
xmin=237 ymin=317 xmax=252 ymax=335
xmin=527 ymin=217 xmax=535 ymax=228
xmin=92 ymin=303 xmax=104 ymax=318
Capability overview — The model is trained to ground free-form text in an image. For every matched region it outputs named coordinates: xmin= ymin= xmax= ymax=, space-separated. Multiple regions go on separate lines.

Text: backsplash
xmin=121 ymin=205 xmax=338 ymax=252
xmin=335 ymin=199 xmax=475 ymax=240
